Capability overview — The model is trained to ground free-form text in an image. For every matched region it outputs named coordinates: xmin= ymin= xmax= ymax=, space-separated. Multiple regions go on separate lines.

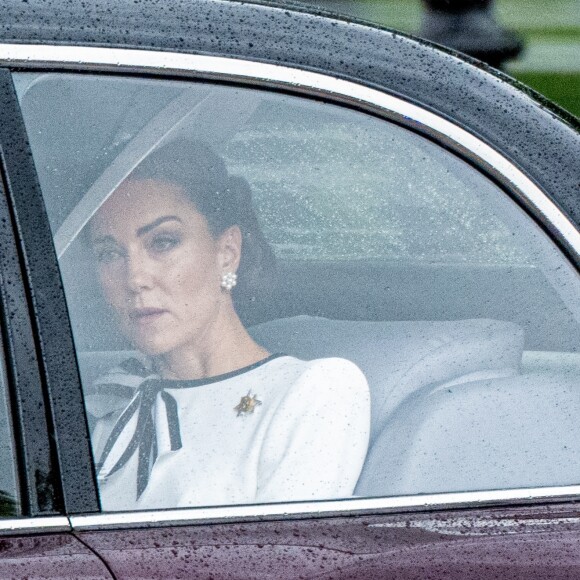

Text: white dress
xmin=89 ymin=354 xmax=370 ymax=511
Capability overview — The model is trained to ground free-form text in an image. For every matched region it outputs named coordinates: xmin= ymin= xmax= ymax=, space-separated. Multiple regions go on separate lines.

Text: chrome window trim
xmin=70 ymin=486 xmax=580 ymax=530
xmin=1 ymin=43 xmax=578 ymax=262
xmin=0 ymin=516 xmax=70 ymax=535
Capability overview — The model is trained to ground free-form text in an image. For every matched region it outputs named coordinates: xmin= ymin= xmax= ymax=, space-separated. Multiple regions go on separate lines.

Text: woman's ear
xmin=217 ymin=225 xmax=242 ymax=273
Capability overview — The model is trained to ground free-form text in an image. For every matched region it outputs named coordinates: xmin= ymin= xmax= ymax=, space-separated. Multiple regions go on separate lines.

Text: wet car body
xmin=0 ymin=0 xmax=579 ymax=578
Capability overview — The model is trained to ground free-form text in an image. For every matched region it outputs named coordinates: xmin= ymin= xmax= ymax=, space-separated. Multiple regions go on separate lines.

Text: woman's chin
xmin=129 ymin=332 xmax=175 ymax=357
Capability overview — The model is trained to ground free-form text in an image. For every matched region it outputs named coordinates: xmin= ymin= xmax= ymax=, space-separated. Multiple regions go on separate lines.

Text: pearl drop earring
xmin=221 ymin=272 xmax=237 ymax=291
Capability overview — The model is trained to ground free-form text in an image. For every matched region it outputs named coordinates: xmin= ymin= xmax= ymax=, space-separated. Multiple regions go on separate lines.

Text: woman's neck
xmin=153 ymin=303 xmax=269 ymax=380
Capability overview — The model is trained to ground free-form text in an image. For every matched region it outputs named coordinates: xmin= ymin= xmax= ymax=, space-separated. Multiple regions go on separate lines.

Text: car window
xmin=14 ymin=72 xmax=580 ymax=511
xmin=0 ymin=320 xmax=20 ymax=517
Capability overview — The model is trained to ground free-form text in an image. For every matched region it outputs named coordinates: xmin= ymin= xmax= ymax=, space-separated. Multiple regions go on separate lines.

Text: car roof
xmin=1 ymin=0 xmax=579 ymax=228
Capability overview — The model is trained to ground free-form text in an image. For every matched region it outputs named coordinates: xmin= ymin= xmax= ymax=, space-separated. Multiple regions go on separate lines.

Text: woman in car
xmin=87 ymin=140 xmax=370 ymax=511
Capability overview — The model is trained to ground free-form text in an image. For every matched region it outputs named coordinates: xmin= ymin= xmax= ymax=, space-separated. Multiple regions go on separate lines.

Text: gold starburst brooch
xmin=234 ymin=391 xmax=262 ymax=416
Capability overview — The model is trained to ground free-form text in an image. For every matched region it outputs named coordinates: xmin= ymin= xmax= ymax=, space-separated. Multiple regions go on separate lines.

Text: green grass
xmin=513 ymin=71 xmax=580 ymax=117
xmin=520 ymin=29 xmax=580 ymax=40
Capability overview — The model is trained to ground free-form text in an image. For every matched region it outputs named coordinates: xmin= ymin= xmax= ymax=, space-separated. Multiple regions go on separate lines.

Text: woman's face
xmin=89 ymin=178 xmax=239 ymax=357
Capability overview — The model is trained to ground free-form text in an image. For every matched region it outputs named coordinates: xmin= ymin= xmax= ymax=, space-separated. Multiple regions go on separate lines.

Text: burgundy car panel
xmin=0 ymin=532 xmax=112 ymax=578
xmin=79 ymin=503 xmax=580 ymax=579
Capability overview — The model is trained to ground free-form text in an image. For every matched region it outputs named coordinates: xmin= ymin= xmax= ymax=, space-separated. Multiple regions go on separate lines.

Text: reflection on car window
xmin=15 ymin=72 xmax=580 ymax=511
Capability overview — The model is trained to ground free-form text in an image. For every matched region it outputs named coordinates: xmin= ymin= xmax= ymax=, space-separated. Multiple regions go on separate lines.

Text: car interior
xmin=13 ymin=72 xmax=580 ymax=504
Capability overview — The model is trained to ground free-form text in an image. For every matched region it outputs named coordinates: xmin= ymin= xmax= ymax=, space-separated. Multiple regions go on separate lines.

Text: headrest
xmin=249 ymin=316 xmax=524 ymax=442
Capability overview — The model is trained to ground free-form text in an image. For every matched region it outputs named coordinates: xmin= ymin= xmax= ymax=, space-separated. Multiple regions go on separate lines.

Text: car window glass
xmin=14 ymin=72 xmax=580 ymax=511
xmin=0 ymin=329 xmax=20 ymax=517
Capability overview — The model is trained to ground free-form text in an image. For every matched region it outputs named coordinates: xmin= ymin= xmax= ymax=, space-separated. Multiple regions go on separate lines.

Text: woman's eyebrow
xmin=137 ymin=215 xmax=182 ymax=237
xmin=91 ymin=234 xmax=115 ymax=246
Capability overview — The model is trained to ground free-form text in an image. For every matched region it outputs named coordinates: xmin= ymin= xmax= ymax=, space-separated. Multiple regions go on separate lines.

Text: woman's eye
xmin=95 ymin=247 xmax=123 ymax=264
xmin=150 ymin=234 xmax=181 ymax=253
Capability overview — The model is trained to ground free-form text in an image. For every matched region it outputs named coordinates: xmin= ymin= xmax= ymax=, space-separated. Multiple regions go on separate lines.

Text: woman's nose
xmin=125 ymin=252 xmax=155 ymax=293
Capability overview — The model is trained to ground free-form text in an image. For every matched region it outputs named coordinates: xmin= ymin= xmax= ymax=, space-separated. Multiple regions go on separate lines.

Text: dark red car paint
xmin=77 ymin=503 xmax=580 ymax=579
xmin=0 ymin=533 xmax=112 ymax=578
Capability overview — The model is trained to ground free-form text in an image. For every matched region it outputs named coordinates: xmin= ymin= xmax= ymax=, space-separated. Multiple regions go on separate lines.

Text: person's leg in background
xmin=420 ymin=0 xmax=524 ymax=68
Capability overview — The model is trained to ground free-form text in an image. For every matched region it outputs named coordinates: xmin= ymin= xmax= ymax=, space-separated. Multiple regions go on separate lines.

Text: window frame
xmin=0 ymin=68 xmax=67 ymax=521
xmin=0 ymin=67 xmax=99 ymax=522
xmin=0 ymin=46 xmax=579 ymax=530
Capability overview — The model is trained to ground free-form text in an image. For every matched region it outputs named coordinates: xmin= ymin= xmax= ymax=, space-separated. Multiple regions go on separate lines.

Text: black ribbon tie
xmin=97 ymin=378 xmax=183 ymax=499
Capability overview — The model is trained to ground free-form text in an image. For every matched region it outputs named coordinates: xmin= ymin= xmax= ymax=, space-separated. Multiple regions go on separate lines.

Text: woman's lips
xmin=129 ymin=307 xmax=169 ymax=323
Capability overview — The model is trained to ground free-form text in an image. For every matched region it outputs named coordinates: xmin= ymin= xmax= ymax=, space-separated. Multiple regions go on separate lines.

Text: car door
xmin=1 ymin=1 xmax=579 ymax=578
xmin=0 ymin=70 xmax=112 ymax=578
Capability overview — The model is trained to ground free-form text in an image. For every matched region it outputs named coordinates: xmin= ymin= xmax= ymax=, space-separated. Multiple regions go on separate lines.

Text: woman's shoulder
xmin=262 ymin=355 xmax=370 ymax=439
xmin=281 ymin=354 xmax=366 ymax=377
xmin=274 ymin=355 xmax=369 ymax=398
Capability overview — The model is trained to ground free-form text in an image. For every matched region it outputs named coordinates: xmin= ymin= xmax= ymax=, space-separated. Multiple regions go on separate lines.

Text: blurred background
xmin=301 ymin=0 xmax=579 ymax=118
